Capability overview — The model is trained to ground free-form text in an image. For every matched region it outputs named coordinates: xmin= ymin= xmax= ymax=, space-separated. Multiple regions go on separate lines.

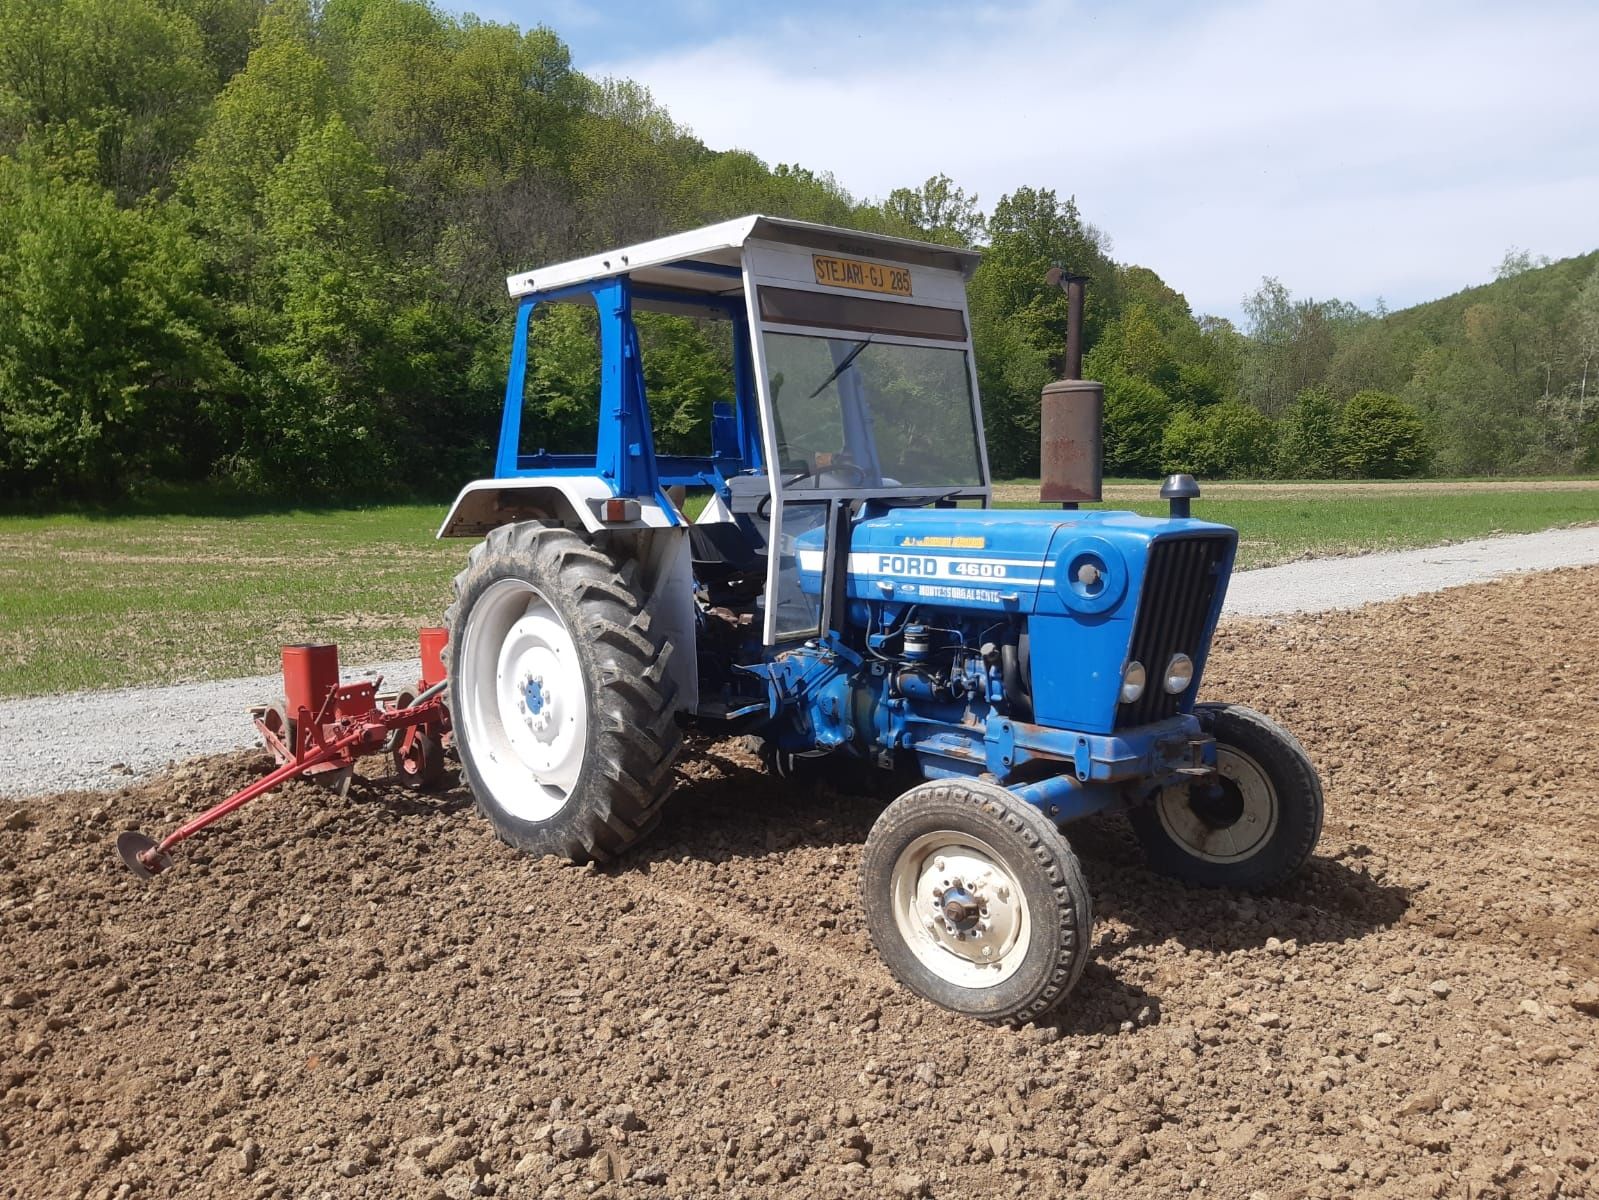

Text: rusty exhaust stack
xmin=1039 ymin=267 xmax=1102 ymax=506
xmin=1059 ymin=268 xmax=1086 ymax=381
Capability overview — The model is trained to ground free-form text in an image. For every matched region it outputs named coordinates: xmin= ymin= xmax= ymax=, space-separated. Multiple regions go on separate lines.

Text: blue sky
xmin=440 ymin=0 xmax=1599 ymax=324
xmin=445 ymin=0 xmax=937 ymax=61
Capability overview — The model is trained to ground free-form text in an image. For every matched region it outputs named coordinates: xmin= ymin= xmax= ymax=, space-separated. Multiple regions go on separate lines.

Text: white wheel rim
xmin=458 ymin=577 xmax=588 ymax=822
xmin=1156 ymin=745 xmax=1278 ymax=863
xmin=889 ymin=831 xmax=1031 ymax=988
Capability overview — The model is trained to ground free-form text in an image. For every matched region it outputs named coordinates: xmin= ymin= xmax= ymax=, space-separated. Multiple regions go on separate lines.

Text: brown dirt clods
xmin=3 ymin=568 xmax=1598 ymax=1199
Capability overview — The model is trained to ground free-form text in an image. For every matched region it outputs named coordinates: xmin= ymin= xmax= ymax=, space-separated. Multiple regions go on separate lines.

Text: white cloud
xmin=592 ymin=0 xmax=1599 ymax=321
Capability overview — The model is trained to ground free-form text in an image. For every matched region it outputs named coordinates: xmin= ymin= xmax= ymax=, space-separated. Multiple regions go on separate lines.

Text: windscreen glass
xmin=761 ymin=332 xmax=984 ymax=493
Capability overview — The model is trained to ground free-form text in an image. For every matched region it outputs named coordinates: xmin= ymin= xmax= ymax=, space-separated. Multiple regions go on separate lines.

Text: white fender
xmin=436 ymin=476 xmax=682 ymax=538
xmin=437 ymin=477 xmax=698 ymax=713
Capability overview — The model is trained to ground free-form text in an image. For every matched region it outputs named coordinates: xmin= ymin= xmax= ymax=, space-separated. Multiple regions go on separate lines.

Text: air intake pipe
xmin=1039 ymin=267 xmax=1103 ymax=508
xmin=1160 ymin=473 xmax=1200 ymax=518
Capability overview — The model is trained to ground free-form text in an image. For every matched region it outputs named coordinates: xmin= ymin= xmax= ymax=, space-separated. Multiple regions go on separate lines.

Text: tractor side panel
xmin=795 ymin=509 xmax=1067 ymax=613
xmin=1024 ymin=613 xmax=1139 ymax=736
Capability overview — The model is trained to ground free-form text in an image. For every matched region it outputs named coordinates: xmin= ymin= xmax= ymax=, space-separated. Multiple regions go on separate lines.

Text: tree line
xmin=1 ymin=0 xmax=1595 ymax=502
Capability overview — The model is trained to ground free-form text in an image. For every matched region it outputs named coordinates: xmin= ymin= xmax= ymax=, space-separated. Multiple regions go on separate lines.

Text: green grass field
xmin=2 ymin=482 xmax=1596 ymax=698
xmin=0 ymin=505 xmax=462 ymax=698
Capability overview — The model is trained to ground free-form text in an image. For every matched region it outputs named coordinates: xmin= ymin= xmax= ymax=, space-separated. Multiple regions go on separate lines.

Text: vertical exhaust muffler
xmin=1039 ymin=268 xmax=1103 ymax=507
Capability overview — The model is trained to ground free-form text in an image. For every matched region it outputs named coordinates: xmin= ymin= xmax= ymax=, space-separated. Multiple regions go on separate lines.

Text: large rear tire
xmin=861 ymin=779 xmax=1094 ymax=1025
xmin=1131 ymin=702 xmax=1322 ymax=890
xmin=446 ymin=524 xmax=681 ymax=862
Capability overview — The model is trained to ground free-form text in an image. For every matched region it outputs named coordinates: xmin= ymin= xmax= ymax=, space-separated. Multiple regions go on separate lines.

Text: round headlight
xmin=1120 ymin=660 xmax=1146 ymax=703
xmin=1164 ymin=652 xmax=1194 ymax=695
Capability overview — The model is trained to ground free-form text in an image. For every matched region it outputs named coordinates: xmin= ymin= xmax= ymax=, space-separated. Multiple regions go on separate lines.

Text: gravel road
xmin=3 ymin=525 xmax=1597 ymax=798
xmin=1222 ymin=524 xmax=1599 ymax=615
xmin=0 ymin=658 xmax=423 ymax=800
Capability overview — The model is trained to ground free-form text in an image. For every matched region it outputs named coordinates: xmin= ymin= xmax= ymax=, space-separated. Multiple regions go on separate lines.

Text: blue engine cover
xmin=795 ymin=507 xmax=1237 ymax=734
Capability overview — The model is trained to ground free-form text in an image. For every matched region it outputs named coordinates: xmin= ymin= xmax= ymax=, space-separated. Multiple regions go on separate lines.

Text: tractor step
xmin=693 ymin=699 xmax=768 ymax=721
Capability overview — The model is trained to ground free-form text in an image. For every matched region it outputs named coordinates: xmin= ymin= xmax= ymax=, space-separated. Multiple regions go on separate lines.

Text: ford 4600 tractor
xmin=438 ymin=216 xmax=1323 ymax=1024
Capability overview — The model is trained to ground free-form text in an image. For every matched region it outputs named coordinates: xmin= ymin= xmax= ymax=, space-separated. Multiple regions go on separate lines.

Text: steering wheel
xmin=757 ymin=465 xmax=812 ymax=518
xmin=754 ymin=457 xmax=871 ymax=518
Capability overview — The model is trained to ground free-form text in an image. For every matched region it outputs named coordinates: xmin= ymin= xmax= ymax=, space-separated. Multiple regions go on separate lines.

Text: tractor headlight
xmin=1163 ymin=653 xmax=1194 ymax=695
xmin=1120 ymin=660 xmax=1146 ymax=704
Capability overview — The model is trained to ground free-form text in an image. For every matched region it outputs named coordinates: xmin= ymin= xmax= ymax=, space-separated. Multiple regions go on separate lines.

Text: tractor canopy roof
xmin=505 ymin=214 xmax=982 ymax=300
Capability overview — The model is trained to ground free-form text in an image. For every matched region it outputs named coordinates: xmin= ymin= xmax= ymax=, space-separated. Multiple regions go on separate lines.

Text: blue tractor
xmin=438 ymin=216 xmax=1323 ymax=1024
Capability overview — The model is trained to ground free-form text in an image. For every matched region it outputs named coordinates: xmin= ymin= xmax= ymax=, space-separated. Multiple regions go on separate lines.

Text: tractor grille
xmin=1116 ymin=534 xmax=1231 ymax=729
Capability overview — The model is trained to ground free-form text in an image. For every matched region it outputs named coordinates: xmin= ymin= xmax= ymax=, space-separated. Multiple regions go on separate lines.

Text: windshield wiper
xmin=808 ymin=336 xmax=874 ymax=399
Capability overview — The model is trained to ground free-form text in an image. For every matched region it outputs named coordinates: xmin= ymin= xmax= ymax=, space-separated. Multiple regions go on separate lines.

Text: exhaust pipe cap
xmin=1160 ymin=473 xmax=1200 ymax=518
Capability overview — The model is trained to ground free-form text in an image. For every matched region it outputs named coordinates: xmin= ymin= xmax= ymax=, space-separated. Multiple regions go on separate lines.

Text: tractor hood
xmin=795 ymin=505 xmax=1237 ymax=734
xmin=796 ymin=506 xmax=1236 ymax=617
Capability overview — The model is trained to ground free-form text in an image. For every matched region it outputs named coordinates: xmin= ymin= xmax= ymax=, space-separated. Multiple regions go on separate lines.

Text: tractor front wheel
xmin=861 ymin=779 xmax=1094 ymax=1025
xmin=1131 ymin=702 xmax=1323 ymax=890
xmin=446 ymin=524 xmax=682 ymax=862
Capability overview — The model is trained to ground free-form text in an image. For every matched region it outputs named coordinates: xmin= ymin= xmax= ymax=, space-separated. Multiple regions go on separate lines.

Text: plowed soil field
xmin=3 ymin=569 xmax=1598 ymax=1200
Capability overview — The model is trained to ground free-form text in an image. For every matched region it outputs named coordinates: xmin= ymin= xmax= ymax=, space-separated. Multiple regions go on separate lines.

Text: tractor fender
xmin=436 ymin=476 xmax=682 ymax=539
xmin=437 ymin=477 xmax=697 ymax=713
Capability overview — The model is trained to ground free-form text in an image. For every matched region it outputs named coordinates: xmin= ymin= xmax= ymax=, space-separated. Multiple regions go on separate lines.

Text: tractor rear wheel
xmin=1130 ymin=702 xmax=1322 ymax=890
xmin=861 ymin=779 xmax=1094 ymax=1025
xmin=446 ymin=523 xmax=682 ymax=863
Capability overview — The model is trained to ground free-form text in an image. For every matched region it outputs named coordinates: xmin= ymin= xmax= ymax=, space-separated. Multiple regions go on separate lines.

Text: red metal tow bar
xmin=116 ymin=631 xmax=452 ymax=880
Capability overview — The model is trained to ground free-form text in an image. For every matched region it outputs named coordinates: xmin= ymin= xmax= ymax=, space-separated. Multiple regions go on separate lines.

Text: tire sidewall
xmin=862 ymin=783 xmax=1089 ymax=1023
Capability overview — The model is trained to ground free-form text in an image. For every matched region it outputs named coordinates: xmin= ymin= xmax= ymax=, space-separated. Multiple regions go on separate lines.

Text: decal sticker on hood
xmin=898 ymin=535 xmax=987 ymax=549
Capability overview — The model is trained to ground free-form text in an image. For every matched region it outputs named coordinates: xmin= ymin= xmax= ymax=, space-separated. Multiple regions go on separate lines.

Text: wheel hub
xmin=522 ymin=674 xmax=553 ymax=734
xmin=939 ymin=885 xmax=981 ymax=932
xmin=891 ymin=837 xmax=1030 ymax=988
xmin=504 ymin=638 xmax=567 ymax=751
xmin=1156 ymin=746 xmax=1278 ymax=863
xmin=1189 ymin=778 xmax=1246 ymax=828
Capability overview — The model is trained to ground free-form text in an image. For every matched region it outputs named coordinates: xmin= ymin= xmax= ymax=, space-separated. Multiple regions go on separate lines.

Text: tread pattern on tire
xmin=861 ymin=779 xmax=1094 ymax=1026
xmin=445 ymin=523 xmax=682 ymax=863
xmin=1132 ymin=701 xmax=1324 ymax=890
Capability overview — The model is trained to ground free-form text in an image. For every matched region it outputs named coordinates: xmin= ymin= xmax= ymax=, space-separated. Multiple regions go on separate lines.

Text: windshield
xmin=762 ymin=332 xmax=984 ymax=493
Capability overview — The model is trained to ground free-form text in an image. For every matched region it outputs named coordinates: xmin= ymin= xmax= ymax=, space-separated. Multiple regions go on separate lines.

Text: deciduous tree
xmin=1339 ymin=391 xmax=1429 ymax=477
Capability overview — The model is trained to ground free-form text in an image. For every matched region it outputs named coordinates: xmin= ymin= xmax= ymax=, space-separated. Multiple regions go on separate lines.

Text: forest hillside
xmin=1 ymin=0 xmax=1594 ymax=500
